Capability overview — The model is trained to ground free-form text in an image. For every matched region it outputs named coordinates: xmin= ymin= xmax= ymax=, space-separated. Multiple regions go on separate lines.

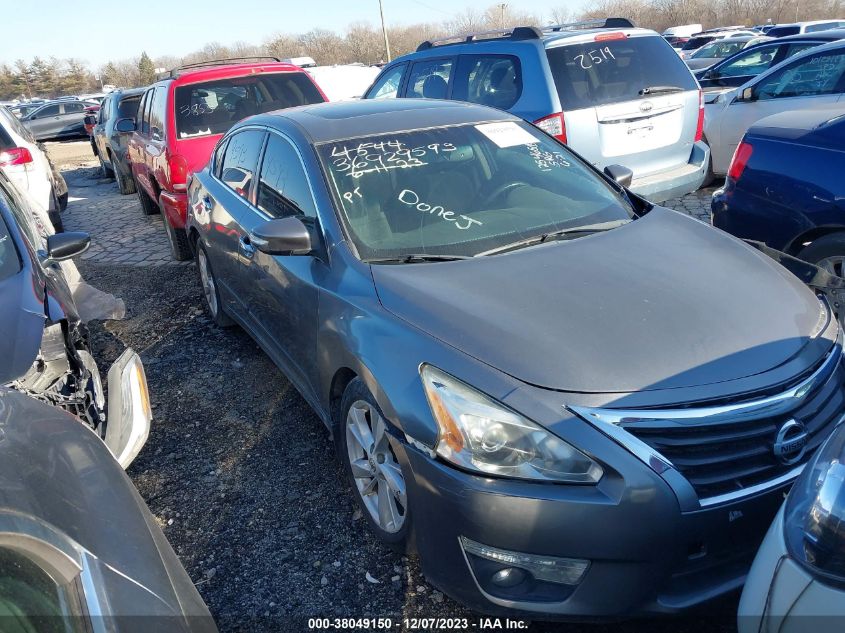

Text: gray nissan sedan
xmin=185 ymin=99 xmax=845 ymax=618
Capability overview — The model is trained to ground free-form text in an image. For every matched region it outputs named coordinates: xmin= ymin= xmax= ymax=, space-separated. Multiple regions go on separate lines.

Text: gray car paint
xmin=0 ymin=389 xmax=216 ymax=630
xmin=186 ymin=99 xmax=841 ymax=616
xmin=93 ymin=88 xmax=144 ymax=175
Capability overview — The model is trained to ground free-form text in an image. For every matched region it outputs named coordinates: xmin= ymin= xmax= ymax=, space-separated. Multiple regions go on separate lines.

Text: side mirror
xmin=741 ymin=87 xmax=755 ymax=101
xmin=604 ymin=164 xmax=634 ymax=188
xmin=251 ymin=216 xmax=312 ymax=256
xmin=44 ymin=231 xmax=90 ymax=262
xmin=115 ymin=118 xmax=136 ymax=133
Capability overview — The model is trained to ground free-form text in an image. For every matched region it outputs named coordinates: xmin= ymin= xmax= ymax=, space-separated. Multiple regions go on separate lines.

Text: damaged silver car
xmin=0 ymin=169 xmax=150 ymax=468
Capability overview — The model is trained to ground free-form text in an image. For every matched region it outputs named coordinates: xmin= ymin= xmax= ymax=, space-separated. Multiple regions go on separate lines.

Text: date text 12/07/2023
xmin=307 ymin=616 xmax=530 ymax=630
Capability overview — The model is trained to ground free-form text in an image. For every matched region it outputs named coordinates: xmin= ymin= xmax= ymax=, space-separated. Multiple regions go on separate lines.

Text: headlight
xmin=784 ymin=420 xmax=845 ymax=585
xmin=420 ymin=365 xmax=603 ymax=483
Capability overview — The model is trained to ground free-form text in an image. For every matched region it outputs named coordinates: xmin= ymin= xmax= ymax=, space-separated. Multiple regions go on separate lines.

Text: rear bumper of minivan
xmin=628 ymin=141 xmax=709 ymax=203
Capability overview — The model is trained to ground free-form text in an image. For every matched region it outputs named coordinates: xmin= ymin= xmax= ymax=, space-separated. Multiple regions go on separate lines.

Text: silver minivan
xmin=364 ymin=18 xmax=709 ymax=202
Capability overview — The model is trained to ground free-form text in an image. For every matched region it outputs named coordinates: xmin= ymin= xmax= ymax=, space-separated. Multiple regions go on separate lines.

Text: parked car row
xmin=9 ymin=14 xmax=845 ymax=629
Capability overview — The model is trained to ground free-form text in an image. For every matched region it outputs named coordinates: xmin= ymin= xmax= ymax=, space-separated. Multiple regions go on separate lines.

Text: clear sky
xmin=3 ymin=0 xmax=586 ymax=68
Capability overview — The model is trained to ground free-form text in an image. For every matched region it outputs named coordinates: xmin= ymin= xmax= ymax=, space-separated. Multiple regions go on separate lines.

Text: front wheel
xmin=338 ymin=379 xmax=410 ymax=547
xmin=196 ymin=243 xmax=233 ymax=327
xmin=799 ymin=234 xmax=845 ymax=277
xmin=164 ymin=216 xmax=192 ymax=261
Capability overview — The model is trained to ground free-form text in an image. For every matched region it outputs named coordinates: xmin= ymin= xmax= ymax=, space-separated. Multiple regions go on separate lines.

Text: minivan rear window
xmin=546 ymin=36 xmax=698 ymax=110
xmin=174 ymin=72 xmax=324 ymax=139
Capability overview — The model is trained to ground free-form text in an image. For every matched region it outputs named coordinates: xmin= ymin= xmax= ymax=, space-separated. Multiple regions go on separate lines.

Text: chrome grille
xmin=572 ymin=347 xmax=845 ymax=504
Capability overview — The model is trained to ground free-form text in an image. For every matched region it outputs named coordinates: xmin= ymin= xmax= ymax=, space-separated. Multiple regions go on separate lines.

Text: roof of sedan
xmin=776 ymin=27 xmax=845 ymax=41
xmin=250 ymin=99 xmax=519 ymax=144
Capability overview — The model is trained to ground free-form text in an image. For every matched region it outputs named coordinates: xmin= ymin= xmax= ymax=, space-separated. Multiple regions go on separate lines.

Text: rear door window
xmin=366 ymin=64 xmax=406 ymax=99
xmin=452 ymin=55 xmax=522 ymax=110
xmin=35 ymin=104 xmax=60 ymax=118
xmin=219 ymin=129 xmax=266 ymax=201
xmin=405 ymin=59 xmax=453 ymax=99
xmin=174 ymin=72 xmax=324 ymax=139
xmin=546 ymin=36 xmax=698 ymax=110
xmin=117 ymin=95 xmax=141 ymax=120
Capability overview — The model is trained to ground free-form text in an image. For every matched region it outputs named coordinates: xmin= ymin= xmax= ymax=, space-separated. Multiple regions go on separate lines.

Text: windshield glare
xmin=319 ymin=122 xmax=633 ymax=260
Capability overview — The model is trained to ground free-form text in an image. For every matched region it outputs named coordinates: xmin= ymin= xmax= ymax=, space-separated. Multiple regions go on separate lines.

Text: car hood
xmin=372 ymin=208 xmax=832 ymax=394
xmin=0 ymin=271 xmax=46 ymax=384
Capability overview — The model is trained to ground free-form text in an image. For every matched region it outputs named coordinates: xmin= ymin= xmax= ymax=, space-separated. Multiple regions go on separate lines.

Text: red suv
xmin=127 ymin=58 xmax=326 ymax=260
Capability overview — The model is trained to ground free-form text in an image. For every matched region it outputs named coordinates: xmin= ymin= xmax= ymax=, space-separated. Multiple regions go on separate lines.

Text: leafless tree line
xmin=2 ymin=0 xmax=843 ymax=100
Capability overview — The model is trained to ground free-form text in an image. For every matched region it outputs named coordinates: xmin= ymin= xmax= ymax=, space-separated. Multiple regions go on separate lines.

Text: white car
xmin=738 ymin=418 xmax=845 ymax=633
xmin=0 ymin=105 xmax=67 ymax=231
xmin=678 ymin=29 xmax=759 ymax=59
xmin=704 ymin=39 xmax=845 ymax=176
xmin=305 ymin=64 xmax=381 ymax=101
xmin=768 ymin=20 xmax=845 ymax=38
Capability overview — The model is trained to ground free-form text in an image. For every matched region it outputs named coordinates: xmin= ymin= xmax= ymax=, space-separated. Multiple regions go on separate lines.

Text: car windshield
xmin=175 ymin=72 xmax=324 ymax=139
xmin=318 ymin=121 xmax=634 ymax=260
xmin=546 ymin=36 xmax=698 ymax=110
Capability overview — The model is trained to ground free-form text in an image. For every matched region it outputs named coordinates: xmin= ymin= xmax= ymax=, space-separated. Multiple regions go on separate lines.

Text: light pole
xmin=378 ymin=0 xmax=392 ymax=62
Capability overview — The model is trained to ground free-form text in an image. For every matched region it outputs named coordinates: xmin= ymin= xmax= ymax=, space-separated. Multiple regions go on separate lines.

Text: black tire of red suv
xmin=164 ymin=217 xmax=193 ymax=261
xmin=136 ymin=181 xmax=159 ymax=215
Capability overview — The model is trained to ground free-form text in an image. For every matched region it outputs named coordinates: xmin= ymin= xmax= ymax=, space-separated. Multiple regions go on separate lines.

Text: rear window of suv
xmin=767 ymin=26 xmax=800 ymax=37
xmin=174 ymin=72 xmax=324 ymax=139
xmin=546 ymin=36 xmax=698 ymax=110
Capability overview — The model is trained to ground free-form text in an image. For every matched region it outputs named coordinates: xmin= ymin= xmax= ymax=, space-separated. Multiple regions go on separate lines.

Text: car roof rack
xmin=417 ymin=26 xmax=542 ymax=51
xmin=542 ymin=17 xmax=635 ymax=33
xmin=416 ymin=18 xmax=635 ymax=51
xmin=161 ymin=56 xmax=283 ymax=79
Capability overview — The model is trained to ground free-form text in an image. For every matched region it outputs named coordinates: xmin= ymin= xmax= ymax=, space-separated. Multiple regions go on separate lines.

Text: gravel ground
xmin=50 ymin=140 xmax=734 ymax=633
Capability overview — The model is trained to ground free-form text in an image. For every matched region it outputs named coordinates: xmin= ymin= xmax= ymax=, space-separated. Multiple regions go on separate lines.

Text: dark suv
xmin=126 ymin=58 xmax=326 ymax=260
xmin=92 ymin=88 xmax=144 ymax=194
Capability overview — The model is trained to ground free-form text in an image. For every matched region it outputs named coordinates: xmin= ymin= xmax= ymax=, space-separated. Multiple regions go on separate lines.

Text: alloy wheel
xmin=197 ymin=249 xmax=218 ymax=317
xmin=345 ymin=400 xmax=406 ymax=533
xmin=817 ymin=256 xmax=845 ymax=279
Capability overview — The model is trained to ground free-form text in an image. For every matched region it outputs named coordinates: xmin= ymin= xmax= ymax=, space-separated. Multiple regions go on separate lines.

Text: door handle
xmin=239 ymin=235 xmax=256 ymax=260
xmin=202 ymin=195 xmax=214 ymax=212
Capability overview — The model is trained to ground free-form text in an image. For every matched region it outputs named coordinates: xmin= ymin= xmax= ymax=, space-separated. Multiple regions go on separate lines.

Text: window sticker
xmin=474 ymin=122 xmax=538 ymax=148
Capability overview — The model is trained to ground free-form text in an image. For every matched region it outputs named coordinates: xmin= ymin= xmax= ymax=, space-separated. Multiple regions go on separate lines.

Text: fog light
xmin=460 ymin=536 xmax=589 ymax=586
xmin=491 ymin=567 xmax=527 ymax=588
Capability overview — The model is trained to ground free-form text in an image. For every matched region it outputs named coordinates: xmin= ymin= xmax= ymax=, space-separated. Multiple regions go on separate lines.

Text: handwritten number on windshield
xmin=575 ymin=46 xmax=616 ymax=70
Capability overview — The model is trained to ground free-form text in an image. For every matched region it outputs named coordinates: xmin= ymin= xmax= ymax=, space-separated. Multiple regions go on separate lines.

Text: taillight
xmin=0 ymin=147 xmax=33 ymax=167
xmin=727 ymin=141 xmax=753 ymax=182
xmin=694 ymin=89 xmax=704 ymax=143
xmin=534 ymin=112 xmax=567 ymax=144
xmin=169 ymin=154 xmax=189 ymax=191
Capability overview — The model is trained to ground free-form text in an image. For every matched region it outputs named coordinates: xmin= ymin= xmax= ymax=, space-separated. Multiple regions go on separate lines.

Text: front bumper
xmin=628 ymin=141 xmax=710 ymax=203
xmin=403 ymin=442 xmax=784 ymax=619
xmin=159 ymin=189 xmax=188 ymax=229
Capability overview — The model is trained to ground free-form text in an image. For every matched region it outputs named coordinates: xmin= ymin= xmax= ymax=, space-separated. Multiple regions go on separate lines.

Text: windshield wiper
xmin=364 ymin=253 xmax=474 ymax=264
xmin=477 ymin=220 xmax=632 ymax=257
xmin=638 ymin=85 xmax=684 ymax=96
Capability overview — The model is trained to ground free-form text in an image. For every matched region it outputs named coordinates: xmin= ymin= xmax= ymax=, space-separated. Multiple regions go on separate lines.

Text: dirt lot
xmin=49 ymin=140 xmax=732 ymax=633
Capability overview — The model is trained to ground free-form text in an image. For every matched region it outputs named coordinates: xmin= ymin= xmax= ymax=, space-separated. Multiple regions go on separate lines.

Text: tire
xmin=114 ymin=160 xmax=136 ymax=195
xmin=136 ymin=180 xmax=159 ymax=216
xmin=196 ymin=243 xmax=234 ymax=327
xmin=798 ymin=234 xmax=845 ymax=277
xmin=338 ymin=378 xmax=411 ymax=548
xmin=164 ymin=215 xmax=192 ymax=261
xmin=49 ymin=189 xmax=64 ymax=233
xmin=99 ymin=154 xmax=114 ymax=179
